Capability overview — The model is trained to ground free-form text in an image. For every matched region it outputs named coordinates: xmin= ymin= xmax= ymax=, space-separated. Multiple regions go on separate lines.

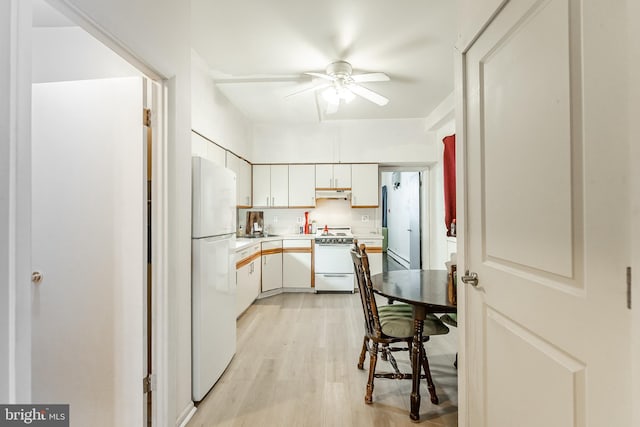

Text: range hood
xmin=315 ymin=189 xmax=352 ymax=200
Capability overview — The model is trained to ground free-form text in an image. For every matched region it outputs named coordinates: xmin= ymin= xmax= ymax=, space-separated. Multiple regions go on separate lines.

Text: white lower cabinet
xmin=359 ymin=238 xmax=383 ymax=276
xmin=282 ymin=239 xmax=312 ymax=288
xmin=236 ymin=243 xmax=261 ymax=317
xmin=261 ymin=240 xmax=283 ymax=292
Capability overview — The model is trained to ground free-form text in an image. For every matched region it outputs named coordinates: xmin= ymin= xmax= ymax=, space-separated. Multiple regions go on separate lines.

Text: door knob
xmin=31 ymin=271 xmax=43 ymax=284
xmin=461 ymin=271 xmax=479 ymax=287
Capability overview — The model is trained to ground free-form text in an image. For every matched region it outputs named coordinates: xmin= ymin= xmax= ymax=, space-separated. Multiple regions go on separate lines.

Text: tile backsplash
xmin=238 ymin=198 xmax=380 ymax=236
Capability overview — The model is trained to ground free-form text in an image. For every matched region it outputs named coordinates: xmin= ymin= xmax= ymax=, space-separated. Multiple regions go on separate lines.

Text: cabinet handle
xmin=264 ymin=256 xmax=267 ymax=265
xmin=246 ymin=196 xmax=250 ymax=205
xmin=272 ymin=197 xmax=275 ymax=206
xmin=334 ymin=178 xmax=338 ymax=188
xmin=266 ymin=196 xmax=269 ymax=206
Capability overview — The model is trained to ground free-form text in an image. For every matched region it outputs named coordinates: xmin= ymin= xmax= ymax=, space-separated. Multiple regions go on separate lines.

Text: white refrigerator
xmin=191 ymin=156 xmax=237 ymax=402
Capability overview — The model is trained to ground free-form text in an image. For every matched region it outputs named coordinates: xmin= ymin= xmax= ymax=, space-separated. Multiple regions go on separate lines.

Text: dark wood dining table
xmin=370 ymin=269 xmax=457 ymax=421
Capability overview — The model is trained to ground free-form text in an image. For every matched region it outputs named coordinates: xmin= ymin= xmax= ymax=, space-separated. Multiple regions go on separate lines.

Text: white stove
xmin=314 ymin=226 xmax=355 ymax=245
xmin=314 ymin=226 xmax=355 ymax=293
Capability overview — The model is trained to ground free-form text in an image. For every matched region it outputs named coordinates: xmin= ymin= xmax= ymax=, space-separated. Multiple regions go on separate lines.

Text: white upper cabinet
xmin=351 ymin=164 xmax=379 ymax=207
xmin=226 ymin=151 xmax=252 ymax=207
xmin=252 ymin=164 xmax=289 ymax=208
xmin=315 ymin=164 xmax=351 ymax=189
xmin=288 ymin=164 xmax=316 ymax=207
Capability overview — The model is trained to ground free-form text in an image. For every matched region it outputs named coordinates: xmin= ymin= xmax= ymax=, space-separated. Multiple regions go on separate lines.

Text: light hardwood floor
xmin=187 ymin=293 xmax=458 ymax=427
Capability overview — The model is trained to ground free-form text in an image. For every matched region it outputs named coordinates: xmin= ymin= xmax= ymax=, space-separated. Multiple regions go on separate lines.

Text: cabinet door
xmin=226 ymin=152 xmax=252 ymax=207
xmin=270 ymin=165 xmax=289 ymax=207
xmin=288 ymin=164 xmax=316 ymax=207
xmin=261 ymin=253 xmax=282 ymax=292
xmin=282 ymin=240 xmax=312 ymax=288
xmin=282 ymin=252 xmax=311 ymax=288
xmin=250 ymin=259 xmax=261 ymax=301
xmin=315 ymin=164 xmax=333 ymax=189
xmin=332 ymin=164 xmax=351 ymax=189
xmin=351 ymin=164 xmax=379 ymax=207
xmin=236 ymin=263 xmax=252 ymax=317
xmin=360 ymin=239 xmax=383 ymax=276
xmin=252 ymin=165 xmax=271 ymax=207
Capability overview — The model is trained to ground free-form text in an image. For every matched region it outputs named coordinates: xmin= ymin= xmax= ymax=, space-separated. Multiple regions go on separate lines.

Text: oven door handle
xmin=321 ymin=274 xmax=350 ymax=278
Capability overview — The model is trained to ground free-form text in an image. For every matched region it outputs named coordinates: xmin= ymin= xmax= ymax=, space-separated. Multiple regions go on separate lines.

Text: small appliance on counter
xmin=245 ymin=211 xmax=264 ymax=237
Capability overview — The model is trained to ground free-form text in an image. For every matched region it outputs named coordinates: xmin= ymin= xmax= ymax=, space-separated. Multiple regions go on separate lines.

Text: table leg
xmin=410 ymin=307 xmax=426 ymax=421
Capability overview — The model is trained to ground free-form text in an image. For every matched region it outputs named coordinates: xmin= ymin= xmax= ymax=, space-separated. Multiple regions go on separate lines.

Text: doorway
xmin=28 ymin=1 xmax=163 ymax=425
xmin=381 ymin=170 xmax=424 ymax=270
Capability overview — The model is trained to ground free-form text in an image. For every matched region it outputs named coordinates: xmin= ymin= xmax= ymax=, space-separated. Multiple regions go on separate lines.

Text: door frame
xmin=379 ymin=166 xmax=430 ymax=269
xmin=9 ymin=1 xmax=171 ymax=425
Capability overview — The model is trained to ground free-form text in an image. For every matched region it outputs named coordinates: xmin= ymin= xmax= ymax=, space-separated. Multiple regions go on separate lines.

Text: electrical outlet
xmin=273 ymin=216 xmax=278 ymax=223
xmin=296 ymin=217 xmax=303 ymax=224
xmin=361 ymin=215 xmax=369 ymax=222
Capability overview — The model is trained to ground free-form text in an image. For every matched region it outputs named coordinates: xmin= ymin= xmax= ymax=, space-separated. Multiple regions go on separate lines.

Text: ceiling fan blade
xmin=351 ymin=72 xmax=390 ymax=83
xmin=304 ymin=72 xmax=335 ymax=81
xmin=284 ymin=81 xmax=332 ymax=98
xmin=348 ymin=84 xmax=389 ymax=106
xmin=325 ymin=101 xmax=339 ymax=115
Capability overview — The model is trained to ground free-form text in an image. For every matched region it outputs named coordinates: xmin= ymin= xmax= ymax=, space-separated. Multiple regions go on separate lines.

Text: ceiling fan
xmin=287 ymin=61 xmax=390 ymax=114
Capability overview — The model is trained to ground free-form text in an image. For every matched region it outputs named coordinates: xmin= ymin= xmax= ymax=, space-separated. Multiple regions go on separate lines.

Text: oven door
xmin=314 ymin=243 xmax=353 ymax=273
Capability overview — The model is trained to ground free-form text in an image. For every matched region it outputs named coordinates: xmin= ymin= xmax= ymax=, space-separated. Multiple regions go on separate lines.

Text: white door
xmin=269 ymin=165 xmax=289 ymax=207
xmin=31 ymin=77 xmax=145 ymax=426
xmin=288 ymin=164 xmax=315 ymax=208
xmin=461 ymin=1 xmax=631 ymax=426
xmin=252 ymin=164 xmax=271 ymax=207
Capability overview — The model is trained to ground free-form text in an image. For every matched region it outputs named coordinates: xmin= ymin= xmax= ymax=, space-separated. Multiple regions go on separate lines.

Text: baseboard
xmin=388 ymin=249 xmax=410 ymax=269
xmin=176 ymin=402 xmax=196 ymax=427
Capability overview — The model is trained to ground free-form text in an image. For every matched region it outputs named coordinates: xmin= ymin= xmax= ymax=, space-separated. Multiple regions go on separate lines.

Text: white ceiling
xmin=191 ymin=0 xmax=457 ymax=124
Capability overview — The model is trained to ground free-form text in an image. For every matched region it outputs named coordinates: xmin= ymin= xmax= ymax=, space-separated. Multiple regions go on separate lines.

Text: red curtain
xmin=443 ymin=134 xmax=456 ymax=236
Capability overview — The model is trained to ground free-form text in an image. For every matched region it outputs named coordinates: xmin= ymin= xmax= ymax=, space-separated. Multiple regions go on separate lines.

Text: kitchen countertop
xmin=235 ymin=232 xmax=383 ymax=251
xmin=235 ymin=234 xmax=314 ymax=251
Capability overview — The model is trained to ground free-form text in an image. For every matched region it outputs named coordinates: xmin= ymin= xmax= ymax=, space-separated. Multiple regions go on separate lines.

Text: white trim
xmin=453 ymin=45 xmax=467 ymax=427
xmin=176 ymin=403 xmax=196 ymax=427
xmin=152 ymin=82 xmax=171 ymax=427
xmin=629 ymin=0 xmax=640 ymax=424
xmin=13 ymin=0 xmax=33 ymax=403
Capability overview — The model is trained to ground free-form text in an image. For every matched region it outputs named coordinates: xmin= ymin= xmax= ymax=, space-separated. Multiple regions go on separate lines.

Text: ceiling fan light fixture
xmin=321 ymin=85 xmax=355 ymax=105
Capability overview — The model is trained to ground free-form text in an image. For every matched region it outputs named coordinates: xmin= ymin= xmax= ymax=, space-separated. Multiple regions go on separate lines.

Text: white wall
xmin=191 ymin=50 xmax=251 ymax=159
xmin=32 ymin=26 xmax=140 ymax=83
xmin=429 ymin=118 xmax=455 ymax=269
xmin=252 ymin=119 xmax=439 ymax=164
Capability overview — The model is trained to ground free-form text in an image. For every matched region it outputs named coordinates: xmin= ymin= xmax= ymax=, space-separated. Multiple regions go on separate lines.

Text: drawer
xmin=262 ymin=240 xmax=282 ymax=250
xmin=236 ymin=243 xmax=260 ymax=261
xmin=283 ymin=239 xmax=311 ymax=249
xmin=358 ymin=239 xmax=383 ymax=252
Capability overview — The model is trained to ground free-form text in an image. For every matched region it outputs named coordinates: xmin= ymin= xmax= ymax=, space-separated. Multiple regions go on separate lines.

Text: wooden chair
xmin=350 ymin=242 xmax=450 ymax=405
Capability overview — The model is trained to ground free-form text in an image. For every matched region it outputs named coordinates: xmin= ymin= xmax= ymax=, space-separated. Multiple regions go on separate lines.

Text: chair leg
xmin=454 ymin=352 xmax=458 ymax=369
xmin=420 ymin=344 xmax=439 ymax=405
xmin=386 ymin=347 xmax=401 ymax=375
xmin=365 ymin=342 xmax=379 ymax=404
xmin=358 ymin=336 xmax=368 ymax=370
xmin=380 ymin=344 xmax=388 ymax=361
